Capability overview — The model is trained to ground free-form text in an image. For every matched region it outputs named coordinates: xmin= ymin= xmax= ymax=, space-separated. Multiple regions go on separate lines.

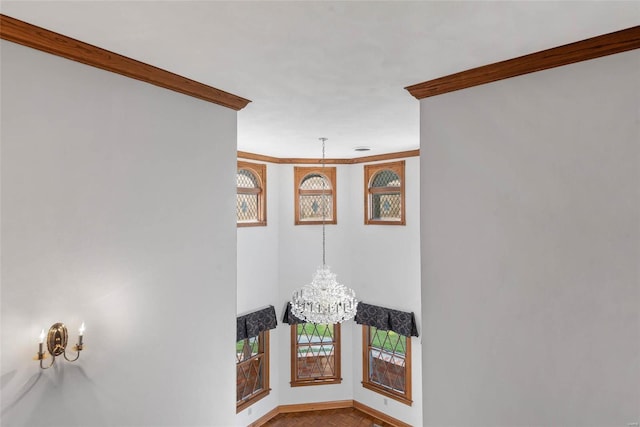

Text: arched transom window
xmin=294 ymin=166 xmax=337 ymax=225
xmin=364 ymin=161 xmax=405 ymax=225
xmin=237 ymin=161 xmax=266 ymax=226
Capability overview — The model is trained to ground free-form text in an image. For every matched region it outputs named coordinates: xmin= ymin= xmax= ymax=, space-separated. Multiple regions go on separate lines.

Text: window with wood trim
xmin=362 ymin=326 xmax=412 ymax=405
xmin=291 ymin=323 xmax=341 ymax=386
xmin=236 ymin=331 xmax=270 ymax=412
xmin=237 ymin=161 xmax=266 ymax=226
xmin=364 ymin=161 xmax=405 ymax=225
xmin=294 ymin=166 xmax=337 ymax=225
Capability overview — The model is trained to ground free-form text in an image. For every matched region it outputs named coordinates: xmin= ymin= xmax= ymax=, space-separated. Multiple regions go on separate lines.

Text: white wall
xmin=350 ymin=157 xmax=422 ymax=427
xmin=276 ymin=164 xmax=356 ymax=406
xmin=1 ymin=41 xmax=238 ymax=426
xmin=236 ymin=159 xmax=422 ymax=426
xmin=420 ymin=50 xmax=640 ymax=426
xmin=236 ymin=163 xmax=281 ymax=426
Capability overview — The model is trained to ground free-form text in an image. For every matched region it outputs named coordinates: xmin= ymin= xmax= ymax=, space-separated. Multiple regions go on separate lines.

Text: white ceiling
xmin=2 ymin=1 xmax=638 ymax=158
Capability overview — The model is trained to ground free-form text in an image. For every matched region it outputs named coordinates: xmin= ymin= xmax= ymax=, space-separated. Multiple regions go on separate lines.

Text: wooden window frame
xmin=364 ymin=160 xmax=405 ymax=225
xmin=237 ymin=161 xmax=267 ymax=227
xmin=290 ymin=323 xmax=341 ymax=387
xmin=236 ymin=331 xmax=270 ymax=412
xmin=294 ymin=166 xmax=337 ymax=225
xmin=362 ymin=325 xmax=412 ymax=406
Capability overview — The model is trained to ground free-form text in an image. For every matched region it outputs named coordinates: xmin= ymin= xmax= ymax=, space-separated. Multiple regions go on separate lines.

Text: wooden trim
xmin=237 ymin=161 xmax=267 ymax=227
xmin=248 ymin=407 xmax=280 ymax=427
xmin=294 ymin=166 xmax=337 ymax=225
xmin=236 ymin=331 xmax=270 ymax=413
xmin=237 ymin=149 xmax=420 ymax=164
xmin=278 ymin=400 xmax=354 ymax=413
xmin=0 ymin=14 xmax=251 ymax=110
xmin=405 ymin=25 xmax=640 ymax=99
xmin=290 ymin=323 xmax=341 ymax=387
xmin=361 ymin=325 xmax=413 ymax=406
xmin=249 ymin=400 xmax=411 ymax=427
xmin=364 ymin=160 xmax=406 ymax=226
xmin=353 ymin=401 xmax=414 ymax=427
xmin=351 ymin=150 xmax=420 ymax=164
xmin=237 ymin=151 xmax=281 ymax=164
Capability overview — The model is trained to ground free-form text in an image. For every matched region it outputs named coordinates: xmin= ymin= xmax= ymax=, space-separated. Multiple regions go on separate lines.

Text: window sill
xmin=290 ymin=378 xmax=342 ymax=387
xmin=236 ymin=388 xmax=271 ymax=413
xmin=361 ymin=382 xmax=412 ymax=406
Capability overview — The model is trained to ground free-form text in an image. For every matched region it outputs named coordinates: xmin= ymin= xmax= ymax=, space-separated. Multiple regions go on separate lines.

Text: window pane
xmin=237 ymin=356 xmax=264 ymax=401
xmin=236 ymin=336 xmax=259 ymax=362
xmin=237 ymin=193 xmax=259 ymax=222
xmin=299 ymin=194 xmax=333 ymax=221
xmin=371 ymin=193 xmax=401 ymax=220
xmin=295 ymin=324 xmax=337 ymax=380
xmin=237 ymin=169 xmax=259 ymax=188
xmin=369 ymin=328 xmax=407 ymax=393
xmin=371 ymin=170 xmax=400 ymax=188
xmin=300 ymin=174 xmax=329 ymax=190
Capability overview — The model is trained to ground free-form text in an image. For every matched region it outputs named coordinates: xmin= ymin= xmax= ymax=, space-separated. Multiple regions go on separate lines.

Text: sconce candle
xmin=38 ymin=329 xmax=45 ymax=359
xmin=78 ymin=322 xmax=85 ymax=347
xmin=35 ymin=322 xmax=84 ymax=369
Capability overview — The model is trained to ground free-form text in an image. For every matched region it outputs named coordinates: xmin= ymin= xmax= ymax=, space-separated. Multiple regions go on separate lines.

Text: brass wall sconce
xmin=35 ymin=322 xmax=85 ymax=369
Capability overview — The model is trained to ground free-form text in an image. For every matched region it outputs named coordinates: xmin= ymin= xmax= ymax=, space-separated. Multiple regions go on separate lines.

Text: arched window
xmin=237 ymin=161 xmax=266 ymax=226
xmin=364 ymin=161 xmax=405 ymax=225
xmin=294 ymin=166 xmax=337 ymax=225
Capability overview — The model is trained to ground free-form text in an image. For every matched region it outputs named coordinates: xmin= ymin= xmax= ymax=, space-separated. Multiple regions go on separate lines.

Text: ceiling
xmin=2 ymin=1 xmax=638 ymax=158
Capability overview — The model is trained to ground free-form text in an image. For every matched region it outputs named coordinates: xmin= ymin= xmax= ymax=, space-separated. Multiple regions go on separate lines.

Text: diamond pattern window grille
xmin=371 ymin=170 xmax=401 ymax=188
xmin=291 ymin=323 xmax=341 ymax=385
xmin=237 ymin=169 xmax=259 ymax=188
xmin=237 ymin=193 xmax=259 ymax=222
xmin=371 ymin=193 xmax=401 ymax=220
xmin=368 ymin=327 xmax=407 ymax=393
xmin=296 ymin=324 xmax=335 ymax=378
xmin=300 ymin=174 xmax=329 ymax=191
xmin=365 ymin=162 xmax=404 ymax=224
xmin=237 ymin=164 xmax=265 ymax=225
xmin=236 ymin=333 xmax=267 ymax=406
xmin=299 ymin=195 xmax=333 ymax=221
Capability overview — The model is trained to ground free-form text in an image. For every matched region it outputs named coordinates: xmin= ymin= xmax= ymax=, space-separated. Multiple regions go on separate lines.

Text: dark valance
xmin=282 ymin=302 xmax=306 ymax=325
xmin=236 ymin=305 xmax=277 ymax=341
xmin=355 ymin=302 xmax=419 ymax=337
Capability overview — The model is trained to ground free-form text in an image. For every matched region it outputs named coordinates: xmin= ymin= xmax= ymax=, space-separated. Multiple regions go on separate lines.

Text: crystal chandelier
xmin=290 ymin=138 xmax=358 ymax=324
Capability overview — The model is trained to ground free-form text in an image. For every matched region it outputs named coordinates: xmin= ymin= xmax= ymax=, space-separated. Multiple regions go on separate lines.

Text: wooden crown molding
xmin=406 ymin=25 xmax=640 ymax=99
xmin=237 ymin=149 xmax=419 ymax=164
xmin=0 ymin=14 xmax=251 ymax=110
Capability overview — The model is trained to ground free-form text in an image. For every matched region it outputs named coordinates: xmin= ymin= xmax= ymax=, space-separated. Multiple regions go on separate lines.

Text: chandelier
xmin=290 ymin=138 xmax=358 ymax=324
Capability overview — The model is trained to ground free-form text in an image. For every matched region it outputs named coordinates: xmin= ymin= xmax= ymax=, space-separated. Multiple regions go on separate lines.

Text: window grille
xmin=364 ymin=161 xmax=405 ymax=225
xmin=294 ymin=166 xmax=337 ymax=225
xmin=237 ymin=161 xmax=266 ymax=226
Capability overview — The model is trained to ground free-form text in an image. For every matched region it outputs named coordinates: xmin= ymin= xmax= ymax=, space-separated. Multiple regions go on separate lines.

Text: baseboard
xmin=353 ymin=400 xmax=413 ymax=427
xmin=249 ymin=407 xmax=279 ymax=427
xmin=278 ymin=399 xmax=354 ymax=413
xmin=248 ymin=399 xmax=411 ymax=427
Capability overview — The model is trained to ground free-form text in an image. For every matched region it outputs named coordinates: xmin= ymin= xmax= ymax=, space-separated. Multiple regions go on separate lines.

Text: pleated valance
xmin=355 ymin=302 xmax=419 ymax=337
xmin=236 ymin=305 xmax=277 ymax=341
xmin=281 ymin=302 xmax=306 ymax=325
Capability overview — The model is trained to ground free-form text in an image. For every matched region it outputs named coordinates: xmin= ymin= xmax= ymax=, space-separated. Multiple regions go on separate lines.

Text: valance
xmin=236 ymin=305 xmax=277 ymax=341
xmin=355 ymin=302 xmax=419 ymax=337
xmin=281 ymin=302 xmax=306 ymax=325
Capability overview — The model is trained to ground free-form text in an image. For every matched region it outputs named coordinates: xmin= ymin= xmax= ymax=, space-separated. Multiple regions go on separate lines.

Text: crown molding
xmin=0 ymin=14 xmax=251 ymax=110
xmin=237 ymin=149 xmax=419 ymax=164
xmin=405 ymin=25 xmax=640 ymax=100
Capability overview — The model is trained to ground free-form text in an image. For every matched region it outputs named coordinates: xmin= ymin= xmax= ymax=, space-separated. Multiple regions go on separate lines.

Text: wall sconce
xmin=35 ymin=322 xmax=84 ymax=369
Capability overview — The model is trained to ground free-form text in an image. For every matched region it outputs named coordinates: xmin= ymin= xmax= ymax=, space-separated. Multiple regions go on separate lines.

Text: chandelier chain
xmin=321 ymin=137 xmax=326 ymax=267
